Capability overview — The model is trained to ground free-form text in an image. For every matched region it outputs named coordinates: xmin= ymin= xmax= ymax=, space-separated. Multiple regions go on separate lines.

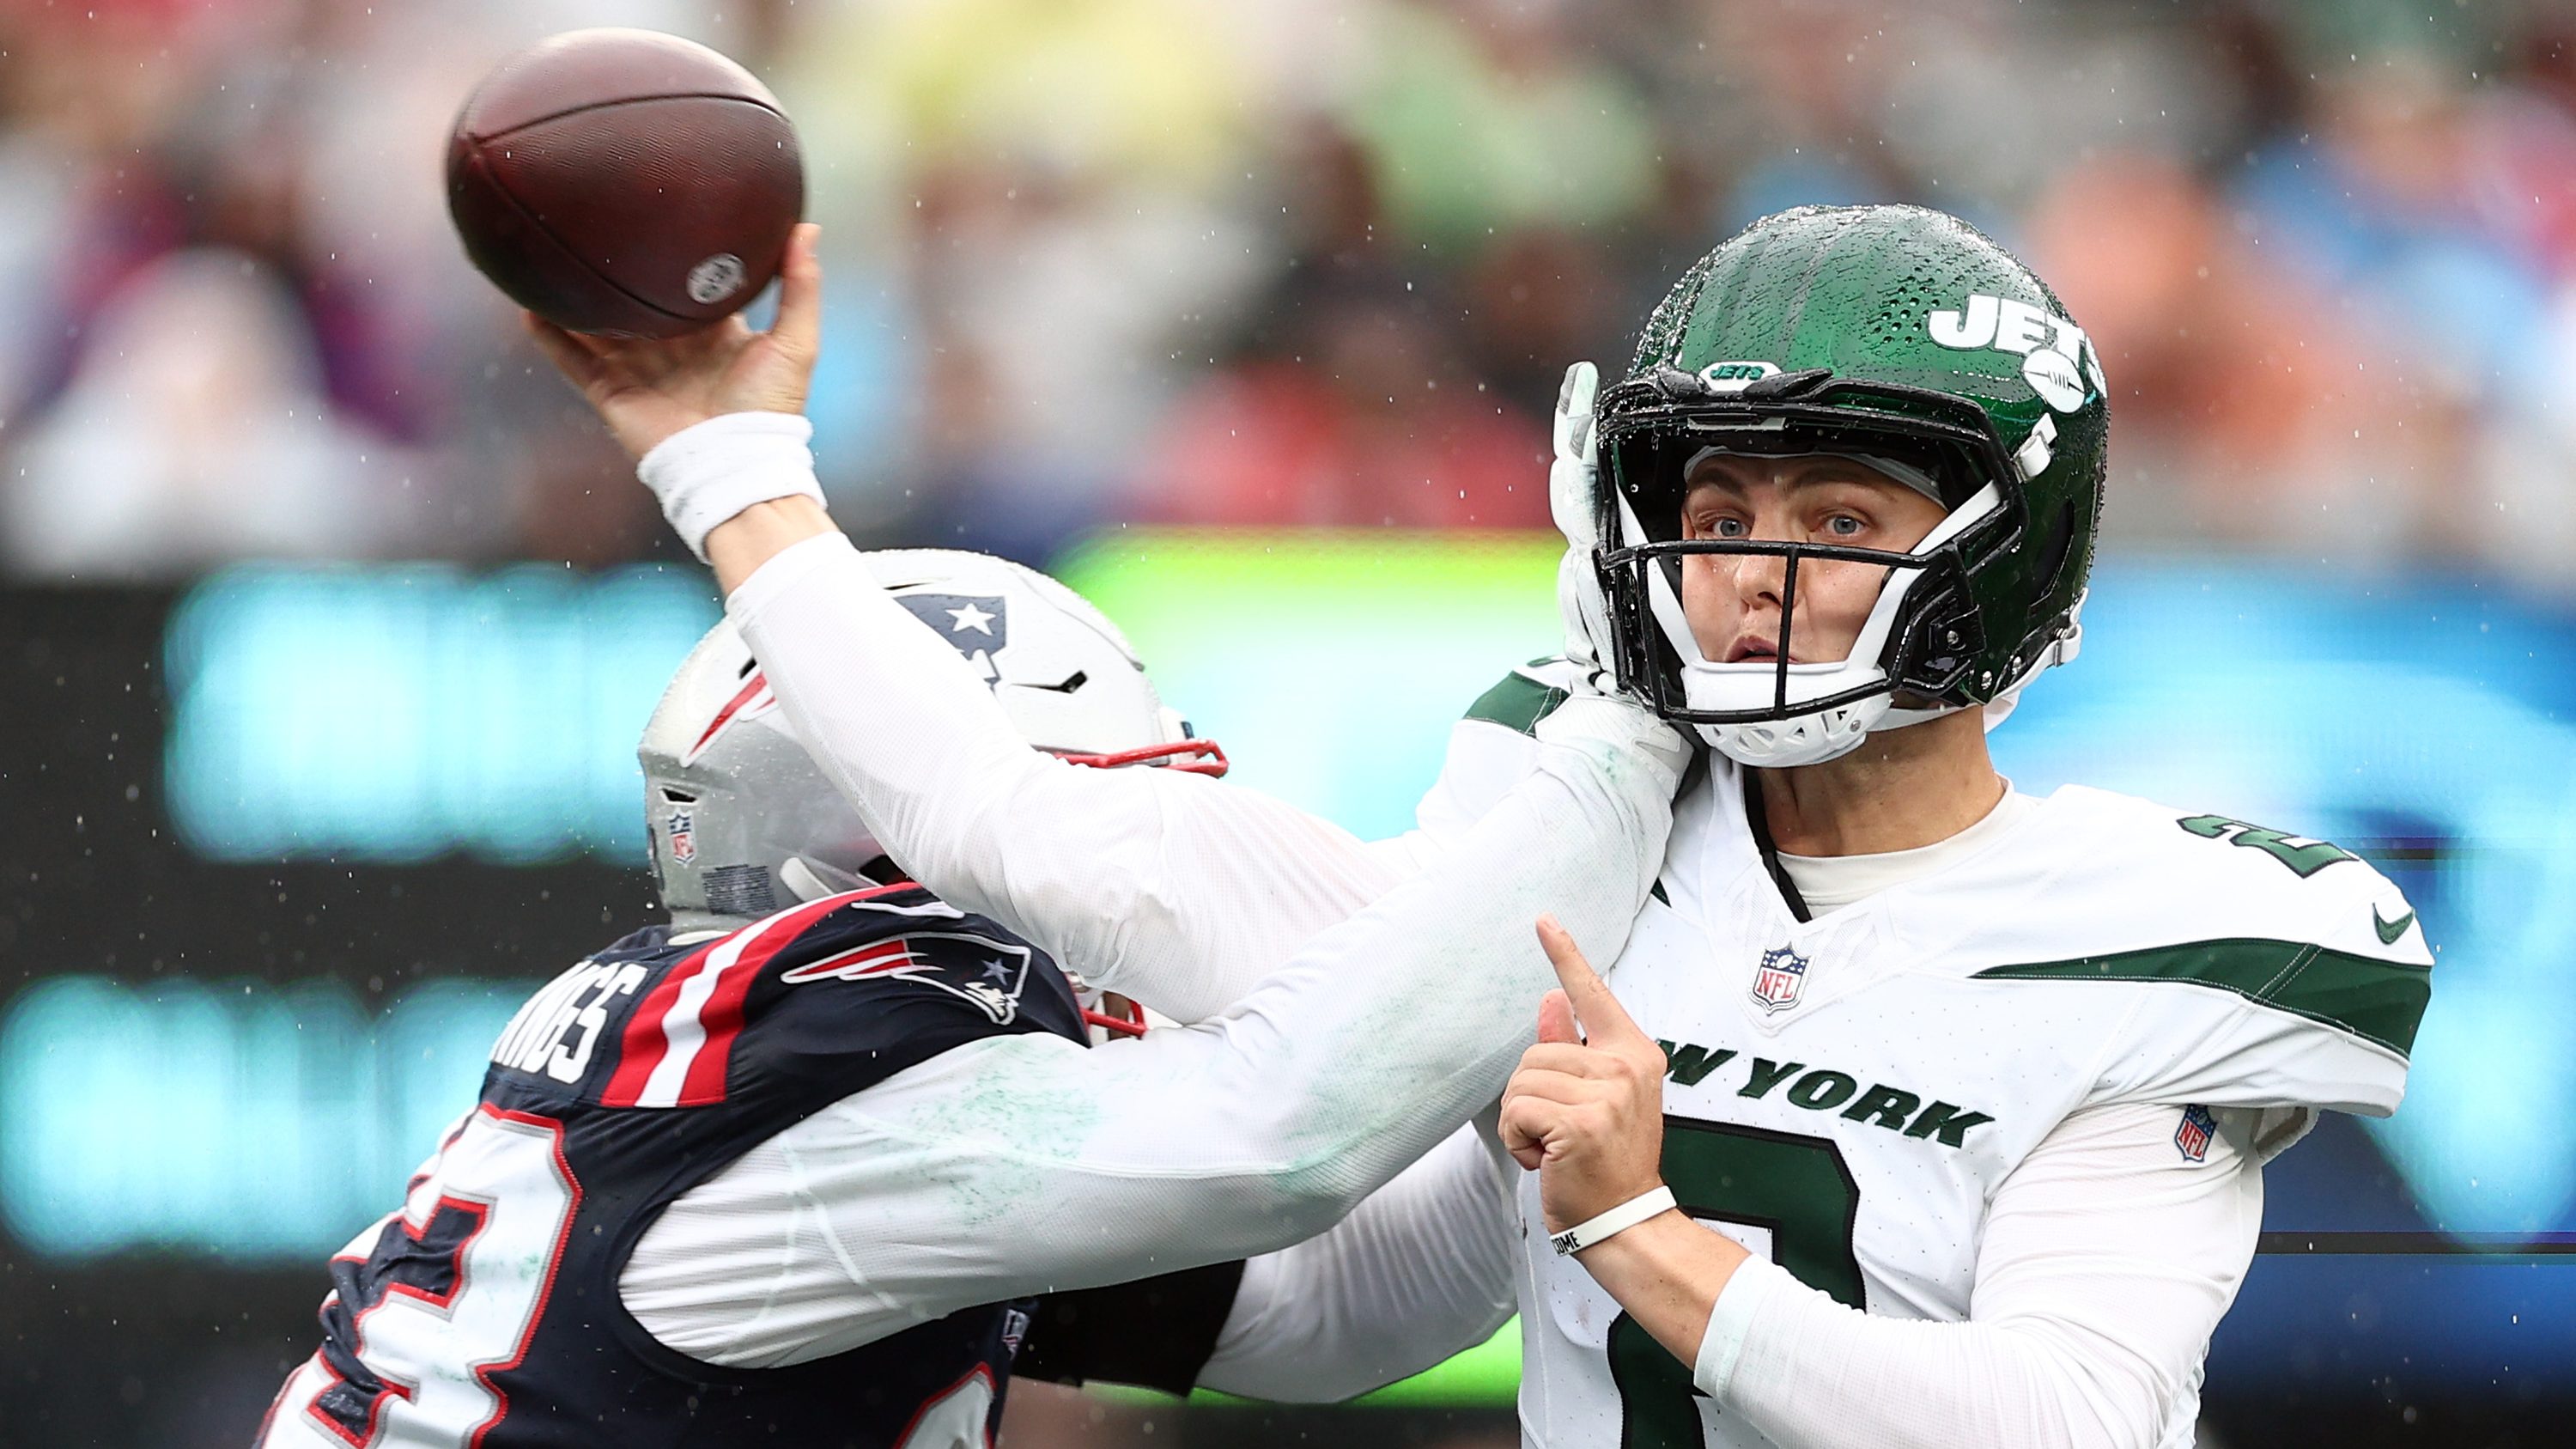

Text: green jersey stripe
xmin=1971 ymin=938 xmax=2431 ymax=1057
xmin=1462 ymin=671 xmax=1569 ymax=736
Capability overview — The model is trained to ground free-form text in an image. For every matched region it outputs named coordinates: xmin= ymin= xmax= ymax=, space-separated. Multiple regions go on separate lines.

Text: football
xmin=446 ymin=28 xmax=805 ymax=338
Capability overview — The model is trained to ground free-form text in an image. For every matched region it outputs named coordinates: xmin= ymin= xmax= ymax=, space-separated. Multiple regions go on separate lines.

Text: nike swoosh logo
xmin=2373 ymin=906 xmax=2416 ymax=946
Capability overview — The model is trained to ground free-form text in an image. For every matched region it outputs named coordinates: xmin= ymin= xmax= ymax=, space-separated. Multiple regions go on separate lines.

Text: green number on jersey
xmin=1607 ymin=1119 xmax=1863 ymax=1448
xmin=2175 ymin=814 xmax=2357 ymax=878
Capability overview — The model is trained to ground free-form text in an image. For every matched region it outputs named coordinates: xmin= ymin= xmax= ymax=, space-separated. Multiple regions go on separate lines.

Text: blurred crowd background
xmin=5 ymin=0 xmax=2576 ymax=581
xmin=11 ymin=3 xmax=2576 ymax=1446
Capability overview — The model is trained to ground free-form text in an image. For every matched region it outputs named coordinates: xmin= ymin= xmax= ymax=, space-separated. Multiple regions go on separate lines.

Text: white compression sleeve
xmin=1693 ymin=1102 xmax=2264 ymax=1449
xmin=625 ymin=698 xmax=1678 ymax=1365
xmin=1198 ymin=1118 xmax=1520 ymax=1402
xmin=729 ymin=532 xmax=1412 ymax=1022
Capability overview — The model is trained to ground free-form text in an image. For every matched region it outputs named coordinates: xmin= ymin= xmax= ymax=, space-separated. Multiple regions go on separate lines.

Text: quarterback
xmin=1479 ymin=206 xmax=2431 ymax=1449
xmin=537 ymin=206 xmax=2431 ymax=1449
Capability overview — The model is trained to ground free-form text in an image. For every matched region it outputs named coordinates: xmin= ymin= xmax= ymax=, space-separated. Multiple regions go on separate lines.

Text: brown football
xmin=447 ymin=29 xmax=805 ymax=338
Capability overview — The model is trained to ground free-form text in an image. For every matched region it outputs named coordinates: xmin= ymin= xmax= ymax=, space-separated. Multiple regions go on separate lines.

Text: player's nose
xmin=1732 ymin=549 xmax=1788 ymax=610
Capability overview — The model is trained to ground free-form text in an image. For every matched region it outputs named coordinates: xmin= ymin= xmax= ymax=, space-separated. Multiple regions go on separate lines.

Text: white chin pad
xmin=1697 ymin=695 xmax=1889 ymax=768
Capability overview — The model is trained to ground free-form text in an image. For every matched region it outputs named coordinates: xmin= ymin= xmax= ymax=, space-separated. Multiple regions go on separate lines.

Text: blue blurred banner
xmin=0 ymin=977 xmax=523 ymax=1259
xmin=162 ymin=563 xmax=719 ymax=865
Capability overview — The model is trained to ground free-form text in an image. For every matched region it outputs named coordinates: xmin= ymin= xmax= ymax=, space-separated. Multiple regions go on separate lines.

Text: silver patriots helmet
xmin=637 ymin=547 xmax=1224 ymax=932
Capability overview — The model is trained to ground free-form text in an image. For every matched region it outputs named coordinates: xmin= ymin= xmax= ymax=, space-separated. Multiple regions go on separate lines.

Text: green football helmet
xmin=1589 ymin=204 xmax=2107 ymax=766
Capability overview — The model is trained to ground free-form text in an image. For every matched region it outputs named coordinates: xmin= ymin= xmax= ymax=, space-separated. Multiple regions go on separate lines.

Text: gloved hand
xmin=1551 ymin=361 xmax=1619 ymax=695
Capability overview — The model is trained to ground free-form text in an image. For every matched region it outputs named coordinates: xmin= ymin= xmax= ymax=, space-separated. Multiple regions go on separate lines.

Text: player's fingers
xmin=1552 ymin=360 xmax=1598 ymax=460
xmin=1497 ymin=1095 xmax=1558 ymax=1172
xmin=1537 ymin=913 xmax=1646 ymax=1046
xmin=1503 ymin=1068 xmax=1607 ymax=1108
xmin=1498 ymin=1093 xmax=1538 ymax=1155
xmin=768 ymin=222 xmax=823 ymax=360
xmin=523 ymin=313 xmax=605 ymax=386
xmin=1537 ymin=987 xmax=1580 ymax=1045
xmin=1518 ymin=1042 xmax=1616 ymax=1079
xmin=534 ymin=313 xmax=619 ymax=359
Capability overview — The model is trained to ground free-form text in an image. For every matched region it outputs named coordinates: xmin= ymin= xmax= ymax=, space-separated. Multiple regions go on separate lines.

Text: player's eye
xmin=1710 ymin=517 xmax=1750 ymax=539
xmin=1823 ymin=514 xmax=1865 ymax=539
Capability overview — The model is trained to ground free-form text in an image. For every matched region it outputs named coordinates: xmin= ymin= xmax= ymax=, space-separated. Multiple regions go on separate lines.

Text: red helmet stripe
xmin=682 ymin=671 xmax=777 ymax=765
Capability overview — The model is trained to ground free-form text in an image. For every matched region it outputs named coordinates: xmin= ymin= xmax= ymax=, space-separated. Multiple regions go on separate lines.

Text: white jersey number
xmin=268 ymin=1107 xmax=580 ymax=1448
xmin=1608 ymin=1120 xmax=1862 ymax=1448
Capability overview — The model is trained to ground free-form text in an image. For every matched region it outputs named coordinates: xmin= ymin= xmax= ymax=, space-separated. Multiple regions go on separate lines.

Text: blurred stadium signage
xmin=162 ymin=563 xmax=720 ymax=863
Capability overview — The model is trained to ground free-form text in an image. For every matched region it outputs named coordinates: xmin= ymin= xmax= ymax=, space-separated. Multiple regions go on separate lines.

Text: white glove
xmin=1551 ymin=362 xmax=1618 ymax=692
xmin=635 ymin=411 xmax=829 ymax=562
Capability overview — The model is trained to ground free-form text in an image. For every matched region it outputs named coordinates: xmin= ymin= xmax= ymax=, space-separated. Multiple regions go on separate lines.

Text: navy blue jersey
xmin=260 ymin=884 xmax=1088 ymax=1449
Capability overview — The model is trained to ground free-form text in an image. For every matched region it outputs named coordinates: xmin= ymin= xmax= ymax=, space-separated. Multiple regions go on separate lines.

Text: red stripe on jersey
xmin=777 ymin=937 xmax=917 ymax=983
xmin=672 ymin=895 xmax=853 ymax=1105
xmin=600 ymin=936 xmax=723 ymax=1107
xmin=601 ymin=884 xmax=923 ymax=1108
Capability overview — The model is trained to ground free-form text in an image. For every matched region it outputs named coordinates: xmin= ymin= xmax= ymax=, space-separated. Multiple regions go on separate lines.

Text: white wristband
xmin=1550 ymin=1184 xmax=1676 ymax=1257
xmin=635 ymin=411 xmax=826 ymax=562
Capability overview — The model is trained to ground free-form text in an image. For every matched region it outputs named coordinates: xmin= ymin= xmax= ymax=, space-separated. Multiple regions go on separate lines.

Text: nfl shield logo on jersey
xmin=1750 ymin=945 xmax=1809 ymax=1014
xmin=2174 ymin=1104 xmax=2216 ymax=1162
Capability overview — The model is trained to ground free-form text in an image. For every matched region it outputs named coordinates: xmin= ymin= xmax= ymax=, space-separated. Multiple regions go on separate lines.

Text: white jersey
xmin=1448 ymin=666 xmax=2430 ymax=1449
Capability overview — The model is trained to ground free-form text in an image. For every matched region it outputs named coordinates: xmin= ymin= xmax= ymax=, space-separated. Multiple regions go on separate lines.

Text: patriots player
xmin=535 ymin=208 xmax=2431 ymax=1449
xmin=253 ymin=539 xmax=1683 ymax=1448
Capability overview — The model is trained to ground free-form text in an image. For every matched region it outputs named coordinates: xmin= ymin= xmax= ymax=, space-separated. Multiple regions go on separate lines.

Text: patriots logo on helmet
xmin=1751 ymin=945 xmax=1809 ymax=1014
xmin=895 ymin=593 xmax=1010 ymax=685
xmin=2174 ymin=1104 xmax=2216 ymax=1162
xmin=666 ymin=807 xmax=696 ymax=866
xmin=681 ymin=671 xmax=781 ymax=766
xmin=779 ymin=928 xmax=1032 ymax=1025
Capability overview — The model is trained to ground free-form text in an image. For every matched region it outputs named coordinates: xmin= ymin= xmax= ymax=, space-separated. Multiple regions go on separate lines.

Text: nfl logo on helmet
xmin=1750 ymin=946 xmax=1809 ymax=1014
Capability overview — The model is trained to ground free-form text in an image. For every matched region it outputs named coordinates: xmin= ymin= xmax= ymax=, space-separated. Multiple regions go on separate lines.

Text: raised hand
xmin=1498 ymin=912 xmax=1673 ymax=1235
xmin=1551 ymin=361 xmax=1619 ymax=691
xmin=525 ymin=222 xmax=824 ymax=462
